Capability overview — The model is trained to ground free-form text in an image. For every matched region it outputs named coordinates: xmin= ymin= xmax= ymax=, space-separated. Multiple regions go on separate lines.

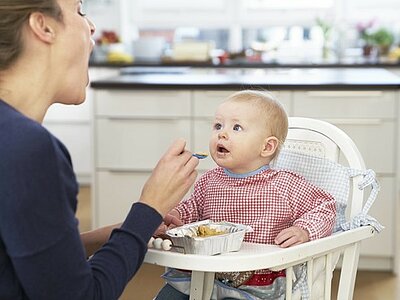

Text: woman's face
xmin=53 ymin=0 xmax=95 ymax=105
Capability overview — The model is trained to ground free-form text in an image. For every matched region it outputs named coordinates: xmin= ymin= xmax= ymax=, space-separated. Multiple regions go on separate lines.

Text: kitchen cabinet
xmin=92 ymin=90 xmax=191 ymax=227
xmin=292 ymin=90 xmax=398 ymax=271
xmin=92 ymin=89 xmax=291 ymax=225
xmin=42 ymin=67 xmax=119 ymax=184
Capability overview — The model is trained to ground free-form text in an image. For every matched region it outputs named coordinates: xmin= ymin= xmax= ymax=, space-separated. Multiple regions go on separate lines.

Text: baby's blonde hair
xmin=226 ymin=90 xmax=288 ymax=159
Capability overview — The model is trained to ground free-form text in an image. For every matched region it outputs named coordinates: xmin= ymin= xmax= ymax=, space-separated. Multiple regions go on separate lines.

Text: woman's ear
xmin=261 ymin=136 xmax=279 ymax=158
xmin=28 ymin=12 xmax=56 ymax=44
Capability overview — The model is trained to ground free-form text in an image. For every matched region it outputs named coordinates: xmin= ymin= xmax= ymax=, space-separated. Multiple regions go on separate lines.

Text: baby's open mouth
xmin=217 ymin=145 xmax=229 ymax=153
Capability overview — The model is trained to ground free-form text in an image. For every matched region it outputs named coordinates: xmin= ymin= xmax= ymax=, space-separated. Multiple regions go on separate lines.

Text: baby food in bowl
xmin=166 ymin=220 xmax=252 ymax=255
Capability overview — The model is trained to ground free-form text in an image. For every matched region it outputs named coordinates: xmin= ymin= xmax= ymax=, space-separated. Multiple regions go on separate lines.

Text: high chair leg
xmin=337 ymin=243 xmax=360 ymax=300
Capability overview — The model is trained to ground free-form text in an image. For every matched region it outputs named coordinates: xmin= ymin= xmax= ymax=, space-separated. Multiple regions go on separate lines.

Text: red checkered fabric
xmin=176 ymin=167 xmax=336 ymax=244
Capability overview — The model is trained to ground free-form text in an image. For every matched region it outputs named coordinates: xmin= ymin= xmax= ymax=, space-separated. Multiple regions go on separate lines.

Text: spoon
xmin=192 ymin=152 xmax=208 ymax=159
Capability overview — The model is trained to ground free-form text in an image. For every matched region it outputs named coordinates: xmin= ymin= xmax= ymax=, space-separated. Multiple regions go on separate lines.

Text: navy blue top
xmin=0 ymin=99 xmax=162 ymax=299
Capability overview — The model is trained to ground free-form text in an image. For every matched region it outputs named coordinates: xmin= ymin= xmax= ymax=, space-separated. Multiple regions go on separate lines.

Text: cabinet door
xmin=293 ymin=90 xmax=396 ymax=174
xmin=293 ymin=90 xmax=396 ymax=119
xmin=335 ymin=120 xmax=395 ymax=174
xmin=45 ymin=100 xmax=91 ymax=122
xmin=360 ymin=177 xmax=394 ymax=258
xmin=95 ymin=118 xmax=191 ymax=169
xmin=45 ymin=123 xmax=91 ymax=182
xmin=94 ymin=170 xmax=193 ymax=227
xmin=95 ymin=171 xmax=150 ymax=227
xmin=95 ymin=90 xmax=191 ymax=118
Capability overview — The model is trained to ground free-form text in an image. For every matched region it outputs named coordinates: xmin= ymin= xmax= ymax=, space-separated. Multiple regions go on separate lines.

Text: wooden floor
xmin=77 ymin=186 xmax=399 ymax=300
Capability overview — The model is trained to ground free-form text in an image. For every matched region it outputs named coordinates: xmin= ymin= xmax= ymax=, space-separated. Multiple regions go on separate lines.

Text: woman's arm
xmin=80 ymin=223 xmax=121 ymax=257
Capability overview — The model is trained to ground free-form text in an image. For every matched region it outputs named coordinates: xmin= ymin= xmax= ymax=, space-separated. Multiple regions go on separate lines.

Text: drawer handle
xmin=306 ymin=91 xmax=383 ymax=98
xmin=323 ymin=118 xmax=383 ymax=125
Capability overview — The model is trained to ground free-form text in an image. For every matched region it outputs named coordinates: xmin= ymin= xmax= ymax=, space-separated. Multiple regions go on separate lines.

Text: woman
xmin=0 ymin=0 xmax=198 ymax=299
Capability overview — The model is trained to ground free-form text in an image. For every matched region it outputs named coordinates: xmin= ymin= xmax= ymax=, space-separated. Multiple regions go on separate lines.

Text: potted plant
xmin=356 ymin=20 xmax=375 ymax=56
xmin=371 ymin=28 xmax=394 ymax=56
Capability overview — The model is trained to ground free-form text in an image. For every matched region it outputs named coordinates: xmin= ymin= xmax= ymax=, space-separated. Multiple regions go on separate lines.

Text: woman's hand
xmin=274 ymin=226 xmax=310 ymax=248
xmin=139 ymin=139 xmax=199 ymax=217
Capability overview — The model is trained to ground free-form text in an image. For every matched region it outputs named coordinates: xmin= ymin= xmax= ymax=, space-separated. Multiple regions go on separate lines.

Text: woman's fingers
xmin=165 ymin=138 xmax=187 ymax=156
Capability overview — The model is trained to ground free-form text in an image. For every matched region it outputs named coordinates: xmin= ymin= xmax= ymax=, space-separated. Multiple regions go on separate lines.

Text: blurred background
xmin=84 ymin=0 xmax=400 ymax=65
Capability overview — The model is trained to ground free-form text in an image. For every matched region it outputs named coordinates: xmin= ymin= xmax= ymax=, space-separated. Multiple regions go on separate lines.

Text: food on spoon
xmin=192 ymin=152 xmax=209 ymax=159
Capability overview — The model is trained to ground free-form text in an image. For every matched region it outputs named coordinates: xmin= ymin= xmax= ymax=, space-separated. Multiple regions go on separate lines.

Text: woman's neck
xmin=0 ymin=61 xmax=52 ymax=123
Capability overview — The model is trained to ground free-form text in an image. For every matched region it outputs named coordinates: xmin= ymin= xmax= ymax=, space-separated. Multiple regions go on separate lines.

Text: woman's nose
xmin=87 ymin=18 xmax=96 ymax=36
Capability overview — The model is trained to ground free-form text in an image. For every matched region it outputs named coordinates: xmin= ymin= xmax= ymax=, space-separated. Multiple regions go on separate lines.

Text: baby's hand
xmin=153 ymin=211 xmax=183 ymax=237
xmin=153 ymin=223 xmax=168 ymax=237
xmin=274 ymin=226 xmax=309 ymax=248
xmin=163 ymin=212 xmax=183 ymax=228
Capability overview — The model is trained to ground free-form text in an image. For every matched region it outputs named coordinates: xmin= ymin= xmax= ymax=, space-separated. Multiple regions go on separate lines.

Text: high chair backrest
xmin=284 ymin=117 xmax=366 ymax=220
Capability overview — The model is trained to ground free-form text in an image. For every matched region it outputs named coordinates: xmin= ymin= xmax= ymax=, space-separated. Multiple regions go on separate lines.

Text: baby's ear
xmin=261 ymin=136 xmax=279 ymax=158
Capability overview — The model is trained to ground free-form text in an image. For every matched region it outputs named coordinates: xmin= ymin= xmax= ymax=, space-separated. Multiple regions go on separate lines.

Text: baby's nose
xmin=218 ymin=131 xmax=228 ymax=139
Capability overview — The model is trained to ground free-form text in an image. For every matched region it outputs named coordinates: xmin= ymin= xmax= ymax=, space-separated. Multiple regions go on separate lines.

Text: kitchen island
xmin=90 ymin=67 xmax=400 ymax=273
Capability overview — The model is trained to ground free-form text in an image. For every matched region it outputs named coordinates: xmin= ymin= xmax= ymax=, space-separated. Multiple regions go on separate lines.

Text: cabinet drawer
xmin=45 ymin=99 xmax=91 ymax=122
xmin=360 ymin=176 xmax=394 ymax=257
xmin=293 ymin=90 xmax=396 ymax=119
xmin=45 ymin=123 xmax=91 ymax=175
xmin=95 ymin=118 xmax=191 ymax=169
xmin=193 ymin=90 xmax=291 ymax=117
xmin=94 ymin=90 xmax=191 ymax=117
xmin=94 ymin=171 xmax=150 ymax=227
xmin=93 ymin=170 xmax=193 ymax=227
xmin=335 ymin=121 xmax=395 ymax=174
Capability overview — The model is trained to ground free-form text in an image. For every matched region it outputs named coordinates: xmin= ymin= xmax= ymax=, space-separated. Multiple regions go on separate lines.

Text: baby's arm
xmin=290 ymin=178 xmax=336 ymax=241
xmin=273 ymin=171 xmax=336 ymax=246
xmin=274 ymin=226 xmax=309 ymax=248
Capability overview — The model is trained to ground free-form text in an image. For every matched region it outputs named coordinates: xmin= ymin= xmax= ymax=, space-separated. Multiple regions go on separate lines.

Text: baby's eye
xmin=233 ymin=124 xmax=242 ymax=131
xmin=213 ymin=123 xmax=222 ymax=130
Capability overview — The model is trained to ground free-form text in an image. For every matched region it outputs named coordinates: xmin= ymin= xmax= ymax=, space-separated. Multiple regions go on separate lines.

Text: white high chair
xmin=144 ymin=117 xmax=379 ymax=300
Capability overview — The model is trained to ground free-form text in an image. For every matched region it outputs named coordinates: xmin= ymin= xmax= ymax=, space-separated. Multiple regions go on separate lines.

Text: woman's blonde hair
xmin=226 ymin=89 xmax=289 ymax=159
xmin=0 ymin=0 xmax=62 ymax=71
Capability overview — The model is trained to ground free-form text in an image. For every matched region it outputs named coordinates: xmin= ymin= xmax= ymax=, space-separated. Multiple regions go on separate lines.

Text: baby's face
xmin=209 ymin=100 xmax=270 ymax=174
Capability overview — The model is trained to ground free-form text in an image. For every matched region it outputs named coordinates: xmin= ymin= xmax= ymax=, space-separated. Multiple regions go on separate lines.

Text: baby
xmin=156 ymin=90 xmax=336 ymax=299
